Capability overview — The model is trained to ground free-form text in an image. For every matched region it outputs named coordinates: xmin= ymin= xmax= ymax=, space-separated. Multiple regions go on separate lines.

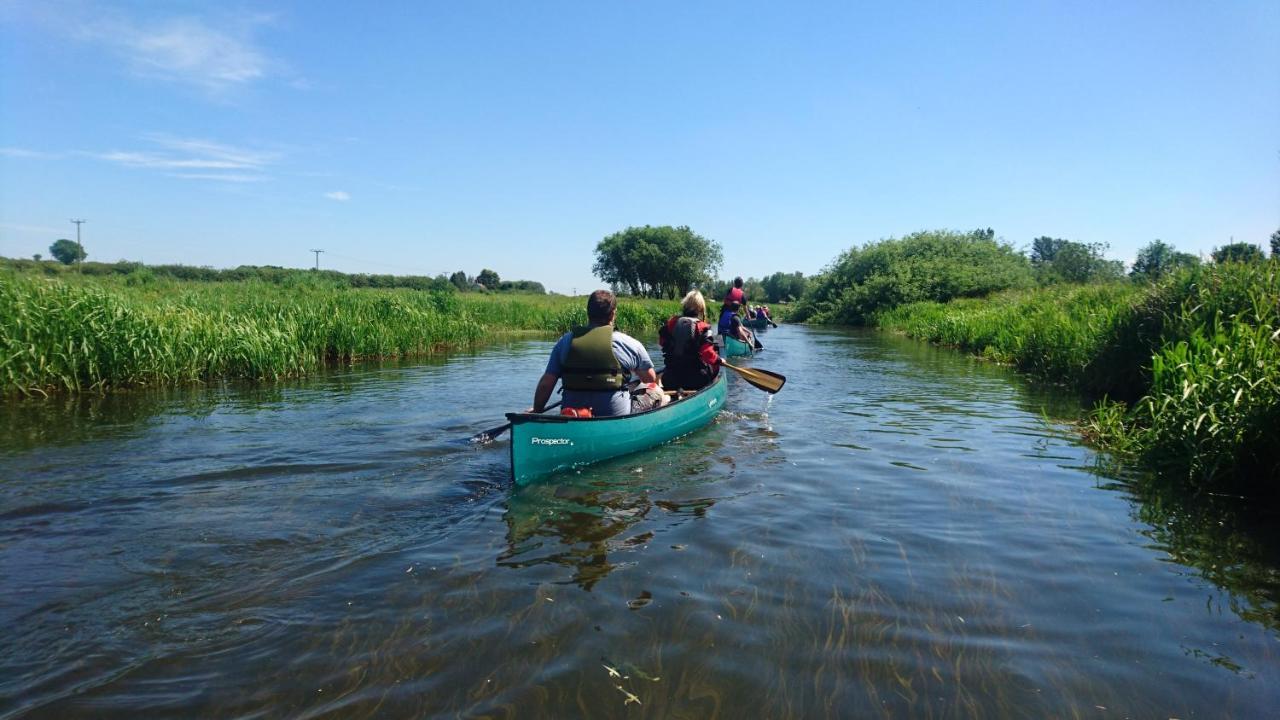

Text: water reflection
xmin=499 ymin=465 xmax=724 ymax=591
xmin=1100 ymin=465 xmax=1280 ymax=639
xmin=4 ymin=327 xmax=1280 ymax=718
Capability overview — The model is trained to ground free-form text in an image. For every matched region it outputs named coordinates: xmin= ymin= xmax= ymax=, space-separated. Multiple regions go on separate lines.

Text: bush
xmin=791 ymin=229 xmax=1034 ymax=323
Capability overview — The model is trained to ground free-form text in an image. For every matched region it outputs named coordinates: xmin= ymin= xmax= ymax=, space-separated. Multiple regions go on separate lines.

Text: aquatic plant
xmin=0 ymin=271 xmax=675 ymax=396
xmin=879 ymin=262 xmax=1280 ymax=487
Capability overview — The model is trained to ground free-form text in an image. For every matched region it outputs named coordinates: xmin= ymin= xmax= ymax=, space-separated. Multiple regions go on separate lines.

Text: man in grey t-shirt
xmin=531 ymin=290 xmax=657 ymax=417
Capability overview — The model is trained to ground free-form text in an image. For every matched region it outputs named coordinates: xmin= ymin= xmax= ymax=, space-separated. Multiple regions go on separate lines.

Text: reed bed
xmin=877 ymin=263 xmax=1280 ymax=487
xmin=0 ymin=271 xmax=677 ymax=396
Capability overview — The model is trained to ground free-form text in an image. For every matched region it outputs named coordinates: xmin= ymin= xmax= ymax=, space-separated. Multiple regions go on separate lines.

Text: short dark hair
xmin=586 ymin=289 xmax=616 ymax=323
xmin=733 ymin=277 xmax=744 ymax=287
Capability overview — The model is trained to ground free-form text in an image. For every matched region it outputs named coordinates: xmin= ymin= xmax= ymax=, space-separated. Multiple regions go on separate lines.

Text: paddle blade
xmin=721 ymin=360 xmax=786 ymax=394
xmin=469 ymin=401 xmax=562 ymax=443
xmin=470 ymin=422 xmax=511 ymax=444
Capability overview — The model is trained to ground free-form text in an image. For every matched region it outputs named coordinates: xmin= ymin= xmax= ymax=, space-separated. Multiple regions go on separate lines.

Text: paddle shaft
xmin=472 ymin=401 xmax=562 ymax=443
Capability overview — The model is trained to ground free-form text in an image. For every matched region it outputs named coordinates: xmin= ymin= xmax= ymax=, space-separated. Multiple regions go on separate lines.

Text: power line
xmin=70 ymin=219 xmax=86 ymax=271
xmin=309 ymin=249 xmax=324 ymax=270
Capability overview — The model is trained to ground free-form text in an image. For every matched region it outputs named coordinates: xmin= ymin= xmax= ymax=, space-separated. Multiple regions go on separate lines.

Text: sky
xmin=1 ymin=1 xmax=1277 ymax=294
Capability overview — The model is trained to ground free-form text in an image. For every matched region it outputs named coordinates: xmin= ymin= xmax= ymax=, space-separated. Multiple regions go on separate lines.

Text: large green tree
xmin=1211 ymin=242 xmax=1265 ymax=264
xmin=49 ymin=238 xmax=85 ymax=265
xmin=761 ymin=271 xmax=807 ymax=302
xmin=1030 ymin=236 xmax=1122 ymax=284
xmin=475 ymin=268 xmax=501 ymax=288
xmin=1269 ymin=228 xmax=1279 ymax=258
xmin=449 ymin=270 xmax=469 ymax=291
xmin=1130 ymin=240 xmax=1199 ymax=281
xmin=593 ymin=225 xmax=722 ymax=299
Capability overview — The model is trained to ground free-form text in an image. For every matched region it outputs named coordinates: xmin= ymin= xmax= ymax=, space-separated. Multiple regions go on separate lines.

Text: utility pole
xmin=310 ymin=249 xmax=324 ymax=270
xmin=70 ymin=219 xmax=86 ymax=271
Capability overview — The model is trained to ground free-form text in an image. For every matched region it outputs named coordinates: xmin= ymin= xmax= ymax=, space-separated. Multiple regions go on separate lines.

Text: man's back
xmin=546 ymin=328 xmax=653 ymax=416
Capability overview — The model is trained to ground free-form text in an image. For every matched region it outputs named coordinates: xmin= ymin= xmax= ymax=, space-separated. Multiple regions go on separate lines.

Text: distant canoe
xmin=744 ymin=317 xmax=771 ymax=330
xmin=720 ymin=335 xmax=754 ymax=357
xmin=506 ymin=373 xmax=727 ymax=485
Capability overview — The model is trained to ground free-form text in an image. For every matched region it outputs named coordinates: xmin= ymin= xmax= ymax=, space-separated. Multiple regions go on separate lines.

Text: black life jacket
xmin=660 ymin=315 xmax=717 ymax=390
xmin=561 ymin=324 xmax=623 ymax=391
xmin=660 ymin=315 xmax=706 ymax=359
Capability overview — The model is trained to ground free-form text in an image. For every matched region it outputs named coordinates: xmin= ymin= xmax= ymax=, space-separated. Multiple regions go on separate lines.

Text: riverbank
xmin=0 ymin=271 xmax=676 ymax=396
xmin=876 ymin=262 xmax=1280 ymax=489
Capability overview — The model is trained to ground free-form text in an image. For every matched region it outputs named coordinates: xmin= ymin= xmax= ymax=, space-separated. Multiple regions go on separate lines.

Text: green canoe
xmin=506 ymin=373 xmax=727 ymax=485
xmin=744 ymin=317 xmax=770 ymax=330
xmin=721 ymin=335 xmax=754 ymax=357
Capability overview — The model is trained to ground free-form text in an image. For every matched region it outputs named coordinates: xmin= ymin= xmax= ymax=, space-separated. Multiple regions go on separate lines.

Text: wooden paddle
xmin=720 ymin=360 xmax=785 ymax=393
xmin=470 ymin=401 xmax=562 ymax=444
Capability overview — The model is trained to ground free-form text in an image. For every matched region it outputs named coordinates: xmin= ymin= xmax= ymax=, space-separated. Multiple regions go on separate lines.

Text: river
xmin=2 ymin=326 xmax=1277 ymax=718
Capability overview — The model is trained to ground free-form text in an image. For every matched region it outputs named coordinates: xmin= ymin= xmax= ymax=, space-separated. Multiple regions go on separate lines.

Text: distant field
xmin=0 ymin=269 xmax=677 ymax=396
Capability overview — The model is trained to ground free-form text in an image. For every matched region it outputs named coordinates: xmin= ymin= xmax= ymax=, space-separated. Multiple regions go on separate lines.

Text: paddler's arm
xmin=636 ymin=366 xmax=658 ymax=384
xmin=532 ymin=372 xmax=558 ymax=413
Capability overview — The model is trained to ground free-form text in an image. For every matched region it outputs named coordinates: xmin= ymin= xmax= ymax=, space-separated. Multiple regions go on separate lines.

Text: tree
xmin=449 ymin=270 xmax=469 ymax=291
xmin=762 ymin=271 xmax=808 ymax=302
xmin=1029 ymin=236 xmax=1066 ymax=266
xmin=1270 ymin=228 xmax=1279 ymax=258
xmin=1211 ymin=242 xmax=1264 ymax=264
xmin=593 ymin=225 xmax=723 ymax=299
xmin=49 ymin=238 xmax=85 ymax=265
xmin=475 ymin=268 xmax=500 ymax=289
xmin=1030 ymin=237 xmax=1122 ymax=284
xmin=1130 ymin=240 xmax=1199 ymax=281
xmin=32 ymin=253 xmax=42 ymax=261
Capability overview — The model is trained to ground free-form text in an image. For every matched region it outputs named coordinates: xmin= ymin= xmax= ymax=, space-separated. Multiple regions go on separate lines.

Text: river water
xmin=2 ymin=326 xmax=1277 ymax=719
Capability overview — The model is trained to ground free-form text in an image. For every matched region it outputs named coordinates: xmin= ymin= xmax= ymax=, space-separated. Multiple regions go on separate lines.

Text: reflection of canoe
xmin=506 ymin=373 xmax=727 ymax=485
xmin=744 ymin=317 xmax=770 ymax=330
xmin=721 ymin=335 xmax=753 ymax=357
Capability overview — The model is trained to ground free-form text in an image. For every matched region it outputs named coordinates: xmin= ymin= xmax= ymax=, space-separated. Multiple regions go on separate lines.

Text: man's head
xmin=586 ymin=289 xmax=617 ymax=325
xmin=733 ymin=277 xmax=744 ymax=288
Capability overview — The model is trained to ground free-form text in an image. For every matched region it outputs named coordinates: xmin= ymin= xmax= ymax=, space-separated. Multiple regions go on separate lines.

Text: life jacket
xmin=661 ymin=315 xmax=719 ymax=390
xmin=561 ymin=324 xmax=623 ymax=391
xmin=660 ymin=316 xmax=708 ymax=359
xmin=725 ymin=287 xmax=745 ymax=305
xmin=717 ymin=308 xmax=739 ymax=336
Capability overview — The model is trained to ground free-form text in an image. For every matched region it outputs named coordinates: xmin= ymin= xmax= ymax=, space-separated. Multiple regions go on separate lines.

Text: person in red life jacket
xmin=716 ymin=299 xmax=755 ymax=346
xmin=724 ymin=276 xmax=746 ymax=306
xmin=531 ymin=290 xmax=660 ymax=417
xmin=659 ymin=290 xmax=721 ymax=391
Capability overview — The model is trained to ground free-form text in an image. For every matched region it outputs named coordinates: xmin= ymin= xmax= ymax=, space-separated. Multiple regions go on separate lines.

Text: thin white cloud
xmin=324 ymin=191 xmax=351 ymax=201
xmin=0 ymin=147 xmax=59 ymax=159
xmin=75 ymin=12 xmax=275 ymax=94
xmin=0 ymin=222 xmax=64 ymax=234
xmin=170 ymin=173 xmax=268 ymax=183
xmin=93 ymin=135 xmax=277 ymax=183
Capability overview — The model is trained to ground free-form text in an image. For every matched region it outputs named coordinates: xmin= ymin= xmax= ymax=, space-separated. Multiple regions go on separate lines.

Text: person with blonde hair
xmin=658 ymin=290 xmax=721 ymax=391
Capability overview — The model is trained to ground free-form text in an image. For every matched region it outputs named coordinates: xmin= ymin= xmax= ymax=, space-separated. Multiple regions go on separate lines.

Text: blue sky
xmin=2 ymin=1 xmax=1277 ymax=294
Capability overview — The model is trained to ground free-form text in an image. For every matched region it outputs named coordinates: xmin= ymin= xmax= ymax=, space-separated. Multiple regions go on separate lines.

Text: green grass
xmin=0 ymin=271 xmax=676 ymax=396
xmin=877 ymin=263 xmax=1280 ymax=488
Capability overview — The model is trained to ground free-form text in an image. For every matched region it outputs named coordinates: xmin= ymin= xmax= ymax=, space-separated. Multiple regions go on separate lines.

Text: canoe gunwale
xmin=505 ymin=372 xmax=725 ymax=425
xmin=506 ymin=372 xmax=727 ymax=484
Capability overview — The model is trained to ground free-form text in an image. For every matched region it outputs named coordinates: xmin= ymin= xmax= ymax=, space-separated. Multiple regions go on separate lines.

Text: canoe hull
xmin=744 ymin=317 xmax=770 ymax=330
xmin=507 ymin=373 xmax=727 ymax=485
xmin=721 ymin=336 xmax=753 ymax=357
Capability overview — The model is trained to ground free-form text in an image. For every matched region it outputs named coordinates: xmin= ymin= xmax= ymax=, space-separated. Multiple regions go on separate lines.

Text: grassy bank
xmin=877 ymin=263 xmax=1280 ymax=488
xmin=0 ymin=271 xmax=676 ymax=396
